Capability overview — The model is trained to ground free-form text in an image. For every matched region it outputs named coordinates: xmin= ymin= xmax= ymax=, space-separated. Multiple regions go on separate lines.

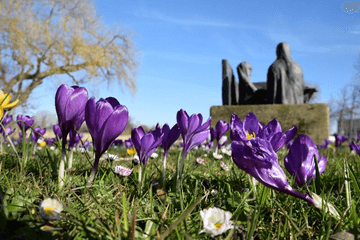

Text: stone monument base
xmin=210 ymin=104 xmax=329 ymax=145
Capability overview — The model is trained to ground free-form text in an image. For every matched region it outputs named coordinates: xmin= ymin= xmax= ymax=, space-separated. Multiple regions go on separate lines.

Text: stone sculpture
xmin=221 ymin=42 xmax=316 ymax=106
xmin=222 ymin=59 xmax=238 ymax=105
xmin=267 ymin=42 xmax=305 ymax=104
xmin=237 ymin=61 xmax=256 ymax=104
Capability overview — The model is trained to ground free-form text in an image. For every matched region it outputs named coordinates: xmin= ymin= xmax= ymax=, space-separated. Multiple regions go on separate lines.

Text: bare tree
xmin=0 ymin=0 xmax=140 ymax=105
xmin=329 ymin=84 xmax=360 ymax=139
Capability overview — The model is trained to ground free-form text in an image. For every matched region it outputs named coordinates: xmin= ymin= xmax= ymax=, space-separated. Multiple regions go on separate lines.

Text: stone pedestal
xmin=210 ymin=104 xmax=329 ymax=145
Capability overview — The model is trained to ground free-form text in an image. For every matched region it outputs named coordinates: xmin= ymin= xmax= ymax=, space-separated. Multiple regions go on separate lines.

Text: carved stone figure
xmin=267 ymin=42 xmax=305 ymax=104
xmin=222 ymin=59 xmax=238 ymax=105
xmin=237 ymin=62 xmax=256 ymax=104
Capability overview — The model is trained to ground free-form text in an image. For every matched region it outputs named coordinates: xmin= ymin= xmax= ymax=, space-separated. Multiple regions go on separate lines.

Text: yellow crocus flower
xmin=126 ymin=147 xmax=136 ymax=156
xmin=39 ymin=141 xmax=47 ymax=148
xmin=0 ymin=90 xmax=19 ymax=119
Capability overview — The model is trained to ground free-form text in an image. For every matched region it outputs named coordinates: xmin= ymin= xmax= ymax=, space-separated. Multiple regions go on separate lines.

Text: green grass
xmin=0 ymin=141 xmax=359 ymax=239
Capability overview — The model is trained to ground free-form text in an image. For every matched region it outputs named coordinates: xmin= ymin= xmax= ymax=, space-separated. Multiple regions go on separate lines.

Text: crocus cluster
xmin=230 ymin=113 xmax=296 ymax=152
xmin=55 ymin=85 xmax=129 ymax=185
xmin=231 ymin=113 xmax=327 ymax=206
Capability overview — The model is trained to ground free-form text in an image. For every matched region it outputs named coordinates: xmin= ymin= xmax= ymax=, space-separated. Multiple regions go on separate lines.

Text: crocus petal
xmin=187 ymin=114 xmax=201 ymax=135
xmin=99 ymin=105 xmax=128 ymax=155
xmin=131 ymin=126 xmax=146 ymax=154
xmin=184 ymin=129 xmax=210 ymax=154
xmin=215 ymin=119 xmax=229 ymax=141
xmin=195 ymin=116 xmax=211 ymax=134
xmin=312 ymin=154 xmax=327 ymax=179
xmin=85 ymin=98 xmax=97 ymax=141
xmin=284 ymin=125 xmax=297 ymax=144
xmin=230 ymin=113 xmax=246 ymax=141
xmin=270 ymin=132 xmax=287 ymax=152
xmin=177 ymin=109 xmax=189 ymax=137
xmin=258 ymin=118 xmax=282 ymax=141
xmin=94 ymin=99 xmax=114 ymax=133
xmin=243 ymin=113 xmax=260 ymax=136
xmin=162 ymin=123 xmax=180 ymax=153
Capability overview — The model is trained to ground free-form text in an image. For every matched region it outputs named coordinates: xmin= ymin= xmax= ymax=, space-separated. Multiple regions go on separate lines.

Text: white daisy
xmin=39 ymin=198 xmax=63 ymax=220
xmin=150 ymin=152 xmax=158 ymax=159
xmin=114 ymin=165 xmax=133 ymax=176
xmin=199 ymin=207 xmax=234 ymax=237
xmin=220 ymin=161 xmax=230 ymax=171
xmin=212 ymin=152 xmax=223 ymax=160
xmin=104 ymin=153 xmax=119 ymax=161
xmin=196 ymin=157 xmax=205 ymax=165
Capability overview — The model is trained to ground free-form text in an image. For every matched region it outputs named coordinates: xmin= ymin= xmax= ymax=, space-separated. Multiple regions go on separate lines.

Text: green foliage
xmin=0 ymin=140 xmax=359 ymax=239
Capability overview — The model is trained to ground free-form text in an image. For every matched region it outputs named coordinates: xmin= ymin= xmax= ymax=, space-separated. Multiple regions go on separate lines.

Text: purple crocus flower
xmin=349 ymin=142 xmax=360 ymax=156
xmin=177 ymin=109 xmax=211 ymax=157
xmin=18 ymin=132 xmax=28 ymax=142
xmin=1 ymin=112 xmax=12 ymax=127
xmin=357 ymin=133 xmax=360 ymax=143
xmin=317 ymin=139 xmax=331 ymax=149
xmin=17 ymin=115 xmax=34 ymax=132
xmin=0 ymin=126 xmax=15 ymax=143
xmin=125 ymin=138 xmax=134 ymax=148
xmin=334 ymin=134 xmax=348 ymax=148
xmin=131 ymin=126 xmax=164 ymax=165
xmin=161 ymin=123 xmax=180 ymax=155
xmin=214 ymin=119 xmax=229 ymax=149
xmin=55 ymin=84 xmax=88 ymax=188
xmin=53 ymin=124 xmax=62 ymax=140
xmin=31 ymin=126 xmax=46 ymax=143
xmin=158 ymin=123 xmax=180 ymax=186
xmin=68 ymin=129 xmax=83 ymax=149
xmin=210 ymin=127 xmax=216 ymax=143
xmin=230 ymin=113 xmax=296 ymax=152
xmin=0 ymin=113 xmax=13 ymax=139
xmin=112 ymin=139 xmax=123 ymax=147
xmin=85 ymin=97 xmax=128 ymax=182
xmin=150 ymin=123 xmax=162 ymax=140
xmin=45 ymin=138 xmax=56 ymax=146
xmin=55 ymin=84 xmax=88 ymax=137
xmin=284 ymin=134 xmax=327 ymax=187
xmin=176 ymin=109 xmax=211 ymax=188
xmin=232 ymin=138 xmax=315 ymax=205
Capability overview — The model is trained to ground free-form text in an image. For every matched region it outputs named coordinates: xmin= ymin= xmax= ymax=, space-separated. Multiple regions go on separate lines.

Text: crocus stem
xmin=344 ymin=158 xmax=351 ymax=208
xmin=88 ymin=153 xmax=100 ymax=184
xmin=162 ymin=152 xmax=168 ymax=189
xmin=32 ymin=143 xmax=37 ymax=155
xmin=68 ymin=148 xmax=74 ymax=170
xmin=176 ymin=151 xmax=187 ymax=191
xmin=0 ymin=135 xmax=3 ymax=152
xmin=139 ymin=164 xmax=142 ymax=185
xmin=59 ymin=137 xmax=67 ymax=188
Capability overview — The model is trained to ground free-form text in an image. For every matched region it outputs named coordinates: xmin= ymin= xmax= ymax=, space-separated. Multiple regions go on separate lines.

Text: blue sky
xmin=30 ymin=0 xmax=360 ymax=134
